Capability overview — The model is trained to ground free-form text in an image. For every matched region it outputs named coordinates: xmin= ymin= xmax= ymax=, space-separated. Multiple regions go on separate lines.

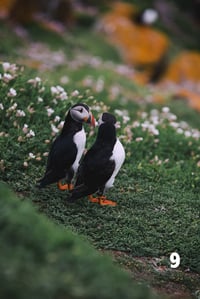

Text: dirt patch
xmin=104 ymin=250 xmax=200 ymax=299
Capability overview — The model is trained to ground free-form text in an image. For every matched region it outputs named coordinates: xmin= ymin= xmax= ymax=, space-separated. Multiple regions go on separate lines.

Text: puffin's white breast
xmin=72 ymin=128 xmax=86 ymax=173
xmin=105 ymin=138 xmax=125 ymax=189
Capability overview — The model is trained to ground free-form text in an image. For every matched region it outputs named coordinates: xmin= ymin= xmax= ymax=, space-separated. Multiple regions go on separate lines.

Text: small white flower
xmin=26 ymin=129 xmax=35 ymax=138
xmin=8 ymin=103 xmax=18 ymax=112
xmin=3 ymin=73 xmax=13 ymax=83
xmin=51 ymin=124 xmax=59 ymax=134
xmin=22 ymin=124 xmax=29 ymax=133
xmin=56 ymin=85 xmax=64 ymax=93
xmin=57 ymin=121 xmax=64 ymax=129
xmin=51 ymin=86 xmax=59 ymax=95
xmin=29 ymin=153 xmax=35 ymax=159
xmin=54 ymin=116 xmax=61 ymax=123
xmin=46 ymin=107 xmax=54 ymax=117
xmin=23 ymin=161 xmax=28 ymax=167
xmin=37 ymin=97 xmax=43 ymax=103
xmin=123 ymin=115 xmax=130 ymax=124
xmin=71 ymin=90 xmax=79 ymax=97
xmin=184 ymin=131 xmax=192 ymax=138
xmin=7 ymin=88 xmax=17 ymax=97
xmin=0 ymin=103 xmax=4 ymax=110
xmin=27 ymin=77 xmax=41 ymax=87
xmin=16 ymin=109 xmax=26 ymax=117
xmin=135 ymin=137 xmax=143 ymax=142
xmin=162 ymin=107 xmax=170 ymax=113
xmin=2 ymin=62 xmax=11 ymax=72
xmin=59 ymin=92 xmax=68 ymax=101
xmin=177 ymin=128 xmax=183 ymax=134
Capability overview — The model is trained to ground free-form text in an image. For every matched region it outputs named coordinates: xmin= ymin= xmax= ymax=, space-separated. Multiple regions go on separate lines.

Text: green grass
xmin=0 ymin=182 xmax=157 ymax=299
xmin=0 ymin=23 xmax=200 ymax=297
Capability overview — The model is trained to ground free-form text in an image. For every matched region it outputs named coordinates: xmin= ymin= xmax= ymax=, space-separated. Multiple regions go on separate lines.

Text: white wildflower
xmin=184 ymin=131 xmax=192 ymax=138
xmin=16 ymin=109 xmax=26 ymax=117
xmin=23 ymin=161 xmax=28 ymax=167
xmin=123 ymin=115 xmax=130 ymax=124
xmin=135 ymin=137 xmax=143 ymax=142
xmin=54 ymin=116 xmax=61 ymax=123
xmin=56 ymin=85 xmax=64 ymax=93
xmin=22 ymin=124 xmax=29 ymax=133
xmin=57 ymin=121 xmax=64 ymax=129
xmin=162 ymin=106 xmax=170 ymax=113
xmin=27 ymin=77 xmax=41 ymax=87
xmin=3 ymin=73 xmax=13 ymax=83
xmin=71 ymin=90 xmax=79 ymax=97
xmin=59 ymin=91 xmax=68 ymax=101
xmin=26 ymin=130 xmax=35 ymax=138
xmin=51 ymin=86 xmax=59 ymax=95
xmin=2 ymin=62 xmax=17 ymax=74
xmin=0 ymin=103 xmax=4 ymax=110
xmin=29 ymin=153 xmax=35 ymax=159
xmin=8 ymin=103 xmax=18 ymax=112
xmin=51 ymin=124 xmax=59 ymax=134
xmin=46 ymin=107 xmax=54 ymax=117
xmin=2 ymin=62 xmax=11 ymax=72
xmin=177 ymin=128 xmax=184 ymax=134
xmin=7 ymin=88 xmax=17 ymax=97
xmin=37 ymin=97 xmax=43 ymax=103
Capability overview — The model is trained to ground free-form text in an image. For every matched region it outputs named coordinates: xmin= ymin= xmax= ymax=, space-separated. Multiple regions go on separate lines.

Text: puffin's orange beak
xmin=85 ymin=113 xmax=96 ymax=127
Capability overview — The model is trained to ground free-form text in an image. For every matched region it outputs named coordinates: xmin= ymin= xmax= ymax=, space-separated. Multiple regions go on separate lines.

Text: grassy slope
xmin=0 ymin=21 xmax=200 ymax=297
xmin=0 ymin=182 xmax=157 ymax=299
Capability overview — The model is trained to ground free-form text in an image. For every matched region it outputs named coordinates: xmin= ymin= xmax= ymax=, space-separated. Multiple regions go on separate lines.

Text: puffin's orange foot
xmin=98 ymin=196 xmax=117 ymax=206
xmin=88 ymin=195 xmax=99 ymax=203
xmin=57 ymin=182 xmax=74 ymax=191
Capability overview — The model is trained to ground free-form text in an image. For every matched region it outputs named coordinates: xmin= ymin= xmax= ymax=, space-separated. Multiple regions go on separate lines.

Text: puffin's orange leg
xmin=98 ymin=196 xmax=117 ymax=206
xmin=57 ymin=181 xmax=74 ymax=191
xmin=88 ymin=195 xmax=100 ymax=203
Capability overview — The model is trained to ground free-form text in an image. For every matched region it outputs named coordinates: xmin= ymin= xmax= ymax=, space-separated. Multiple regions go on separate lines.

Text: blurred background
xmin=1 ymin=0 xmax=200 ymax=109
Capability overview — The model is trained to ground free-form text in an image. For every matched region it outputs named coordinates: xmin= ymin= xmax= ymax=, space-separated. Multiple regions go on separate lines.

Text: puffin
xmin=37 ymin=103 xmax=95 ymax=190
xmin=68 ymin=112 xmax=125 ymax=206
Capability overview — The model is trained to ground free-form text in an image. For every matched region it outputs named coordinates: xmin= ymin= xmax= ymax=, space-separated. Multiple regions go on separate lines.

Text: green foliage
xmin=0 ymin=182 xmax=157 ymax=299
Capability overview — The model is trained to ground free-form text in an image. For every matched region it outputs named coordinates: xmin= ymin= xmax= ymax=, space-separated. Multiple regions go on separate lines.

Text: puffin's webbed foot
xmin=88 ymin=195 xmax=117 ymax=206
xmin=57 ymin=181 xmax=74 ymax=191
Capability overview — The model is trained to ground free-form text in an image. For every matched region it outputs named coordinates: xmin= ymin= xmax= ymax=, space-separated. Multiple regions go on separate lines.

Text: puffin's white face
xmin=70 ymin=104 xmax=96 ymax=126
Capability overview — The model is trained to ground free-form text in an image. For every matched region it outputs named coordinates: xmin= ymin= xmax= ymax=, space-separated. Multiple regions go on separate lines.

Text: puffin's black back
xmin=70 ymin=114 xmax=117 ymax=199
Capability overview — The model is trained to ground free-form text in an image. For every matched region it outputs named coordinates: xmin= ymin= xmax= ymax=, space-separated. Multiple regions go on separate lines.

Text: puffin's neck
xmin=61 ymin=112 xmax=82 ymax=135
xmin=96 ymin=123 xmax=116 ymax=146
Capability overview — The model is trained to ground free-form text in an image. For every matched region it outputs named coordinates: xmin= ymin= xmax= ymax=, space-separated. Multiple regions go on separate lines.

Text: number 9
xmin=170 ymin=252 xmax=180 ymax=268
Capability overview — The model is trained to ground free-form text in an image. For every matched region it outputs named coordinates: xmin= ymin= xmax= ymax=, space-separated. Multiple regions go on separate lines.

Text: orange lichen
xmin=110 ymin=2 xmax=137 ymax=18
xmin=100 ymin=3 xmax=169 ymax=68
xmin=174 ymin=88 xmax=200 ymax=112
xmin=162 ymin=51 xmax=200 ymax=83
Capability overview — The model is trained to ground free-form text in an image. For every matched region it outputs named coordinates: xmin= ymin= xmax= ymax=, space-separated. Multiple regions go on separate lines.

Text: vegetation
xmin=0 ymin=182 xmax=157 ymax=299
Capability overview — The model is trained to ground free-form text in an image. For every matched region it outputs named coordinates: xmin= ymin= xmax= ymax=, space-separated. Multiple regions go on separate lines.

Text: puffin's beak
xmin=85 ymin=113 xmax=96 ymax=127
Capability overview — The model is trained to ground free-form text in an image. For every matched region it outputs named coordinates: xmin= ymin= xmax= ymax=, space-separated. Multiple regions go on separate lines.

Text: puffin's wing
xmin=38 ymin=136 xmax=77 ymax=186
xmin=76 ymin=146 xmax=115 ymax=191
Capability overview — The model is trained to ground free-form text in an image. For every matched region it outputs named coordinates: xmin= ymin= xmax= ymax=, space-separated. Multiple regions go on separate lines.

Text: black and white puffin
xmin=37 ymin=103 xmax=95 ymax=190
xmin=68 ymin=112 xmax=125 ymax=206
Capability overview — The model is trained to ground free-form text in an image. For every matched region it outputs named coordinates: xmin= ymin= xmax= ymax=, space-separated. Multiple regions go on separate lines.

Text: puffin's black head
xmin=98 ymin=112 xmax=117 ymax=127
xmin=70 ymin=103 xmax=95 ymax=127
